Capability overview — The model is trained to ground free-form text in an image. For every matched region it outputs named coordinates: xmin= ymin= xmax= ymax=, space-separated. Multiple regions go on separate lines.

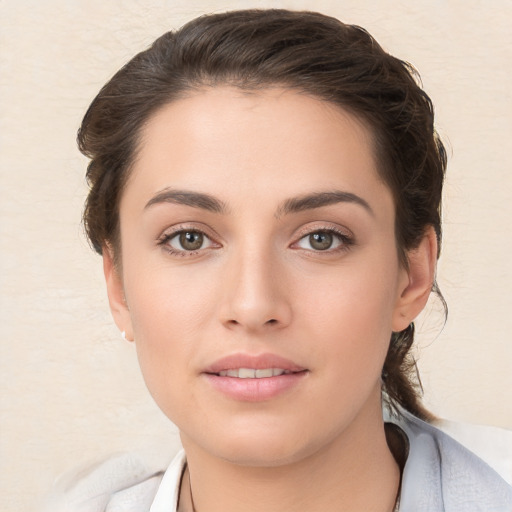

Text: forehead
xmin=138 ymin=86 xmax=375 ymax=158
xmin=124 ymin=86 xmax=390 ymax=213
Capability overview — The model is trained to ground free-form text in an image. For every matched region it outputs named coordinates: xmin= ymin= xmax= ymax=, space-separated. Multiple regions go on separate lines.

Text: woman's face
xmin=106 ymin=87 xmax=427 ymax=466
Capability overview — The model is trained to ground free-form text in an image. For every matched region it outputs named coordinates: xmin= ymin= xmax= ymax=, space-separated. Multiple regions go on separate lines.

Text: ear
xmin=392 ymin=226 xmax=438 ymax=332
xmin=103 ymin=247 xmax=134 ymax=342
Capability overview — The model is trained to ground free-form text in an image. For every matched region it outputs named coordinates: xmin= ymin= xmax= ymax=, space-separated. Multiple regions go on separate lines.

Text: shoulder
xmin=40 ymin=448 xmax=179 ymax=512
xmin=390 ymin=409 xmax=512 ymax=511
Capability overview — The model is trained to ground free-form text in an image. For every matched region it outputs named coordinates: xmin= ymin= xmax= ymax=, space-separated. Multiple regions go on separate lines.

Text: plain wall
xmin=1 ymin=1 xmax=511 ymax=510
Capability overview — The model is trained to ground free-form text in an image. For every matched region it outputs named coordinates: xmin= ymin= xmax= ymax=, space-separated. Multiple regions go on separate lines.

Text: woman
xmin=60 ymin=8 xmax=511 ymax=511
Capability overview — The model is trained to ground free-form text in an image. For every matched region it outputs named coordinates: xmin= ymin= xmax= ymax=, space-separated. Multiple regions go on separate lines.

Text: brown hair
xmin=78 ymin=9 xmax=446 ymax=421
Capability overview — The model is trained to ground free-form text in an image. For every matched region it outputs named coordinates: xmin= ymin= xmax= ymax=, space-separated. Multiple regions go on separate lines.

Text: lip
xmin=202 ymin=353 xmax=308 ymax=402
xmin=203 ymin=353 xmax=307 ymax=374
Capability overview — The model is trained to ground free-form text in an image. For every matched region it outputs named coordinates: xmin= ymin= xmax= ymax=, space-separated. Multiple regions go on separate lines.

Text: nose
xmin=219 ymin=245 xmax=292 ymax=333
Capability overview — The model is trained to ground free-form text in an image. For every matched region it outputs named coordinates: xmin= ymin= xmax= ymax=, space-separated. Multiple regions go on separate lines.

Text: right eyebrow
xmin=144 ymin=188 xmax=228 ymax=214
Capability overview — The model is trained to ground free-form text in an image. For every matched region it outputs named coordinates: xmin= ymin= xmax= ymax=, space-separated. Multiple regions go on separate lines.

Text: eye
xmin=295 ymin=229 xmax=351 ymax=252
xmin=163 ymin=229 xmax=214 ymax=253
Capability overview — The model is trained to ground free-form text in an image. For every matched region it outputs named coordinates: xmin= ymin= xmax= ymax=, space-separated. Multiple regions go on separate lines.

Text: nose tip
xmin=219 ymin=256 xmax=292 ymax=333
xmin=222 ymin=298 xmax=291 ymax=333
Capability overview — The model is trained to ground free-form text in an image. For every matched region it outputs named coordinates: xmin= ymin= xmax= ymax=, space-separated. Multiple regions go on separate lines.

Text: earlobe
xmin=102 ymin=247 xmax=134 ymax=342
xmin=392 ymin=226 xmax=438 ymax=332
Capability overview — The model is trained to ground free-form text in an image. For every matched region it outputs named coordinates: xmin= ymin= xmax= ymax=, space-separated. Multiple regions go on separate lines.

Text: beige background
xmin=1 ymin=1 xmax=511 ymax=510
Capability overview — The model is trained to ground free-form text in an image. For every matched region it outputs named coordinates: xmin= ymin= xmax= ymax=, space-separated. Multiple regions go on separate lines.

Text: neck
xmin=179 ymin=393 xmax=401 ymax=512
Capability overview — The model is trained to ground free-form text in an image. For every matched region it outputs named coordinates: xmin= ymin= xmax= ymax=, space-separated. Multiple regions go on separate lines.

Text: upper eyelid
xmin=158 ymin=223 xmax=220 ymax=241
xmin=293 ymin=223 xmax=354 ymax=239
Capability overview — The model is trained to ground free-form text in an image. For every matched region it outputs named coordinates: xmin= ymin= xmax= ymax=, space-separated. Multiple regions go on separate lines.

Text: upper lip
xmin=203 ymin=353 xmax=307 ymax=374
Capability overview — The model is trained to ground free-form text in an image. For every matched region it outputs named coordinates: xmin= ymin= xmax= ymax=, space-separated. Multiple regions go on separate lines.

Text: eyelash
xmin=157 ymin=225 xmax=219 ymax=257
xmin=292 ymin=226 xmax=354 ymax=254
xmin=157 ymin=225 xmax=354 ymax=257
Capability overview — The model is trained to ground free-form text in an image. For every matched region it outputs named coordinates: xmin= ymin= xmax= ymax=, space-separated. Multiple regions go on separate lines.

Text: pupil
xmin=180 ymin=231 xmax=203 ymax=250
xmin=310 ymin=232 xmax=332 ymax=250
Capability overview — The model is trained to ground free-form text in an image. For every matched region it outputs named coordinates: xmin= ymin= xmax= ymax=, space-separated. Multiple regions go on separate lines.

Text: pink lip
xmin=203 ymin=353 xmax=306 ymax=374
xmin=202 ymin=353 xmax=308 ymax=402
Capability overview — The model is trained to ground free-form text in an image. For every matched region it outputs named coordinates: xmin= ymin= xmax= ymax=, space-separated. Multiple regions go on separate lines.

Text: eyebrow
xmin=145 ymin=188 xmax=228 ymax=213
xmin=144 ymin=188 xmax=373 ymax=217
xmin=276 ymin=190 xmax=374 ymax=218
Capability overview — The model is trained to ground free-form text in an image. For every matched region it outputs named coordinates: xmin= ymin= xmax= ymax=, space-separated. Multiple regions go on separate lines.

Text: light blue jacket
xmin=390 ymin=409 xmax=512 ymax=510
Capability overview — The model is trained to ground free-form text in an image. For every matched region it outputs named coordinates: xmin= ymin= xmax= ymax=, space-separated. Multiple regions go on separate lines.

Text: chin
xmin=185 ymin=419 xmax=329 ymax=468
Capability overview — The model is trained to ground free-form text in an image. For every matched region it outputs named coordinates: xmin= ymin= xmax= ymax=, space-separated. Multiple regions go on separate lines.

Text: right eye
xmin=161 ymin=229 xmax=215 ymax=254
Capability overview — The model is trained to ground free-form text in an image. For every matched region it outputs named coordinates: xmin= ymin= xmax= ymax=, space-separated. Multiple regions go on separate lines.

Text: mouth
xmin=215 ymin=368 xmax=298 ymax=378
xmin=203 ymin=354 xmax=308 ymax=401
xmin=203 ymin=352 xmax=307 ymax=376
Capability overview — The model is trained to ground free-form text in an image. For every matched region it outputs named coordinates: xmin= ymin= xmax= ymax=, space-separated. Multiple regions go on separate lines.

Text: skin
xmin=104 ymin=87 xmax=437 ymax=512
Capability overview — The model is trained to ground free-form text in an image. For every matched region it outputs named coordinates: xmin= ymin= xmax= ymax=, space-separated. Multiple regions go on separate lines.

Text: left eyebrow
xmin=276 ymin=190 xmax=374 ymax=218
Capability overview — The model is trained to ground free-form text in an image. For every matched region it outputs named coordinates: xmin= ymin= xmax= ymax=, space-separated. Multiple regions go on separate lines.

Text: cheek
xmin=126 ymin=256 xmax=219 ymax=333
xmin=295 ymin=256 xmax=400 ymax=378
xmin=123 ymin=265 xmax=219 ymax=407
xmin=298 ymin=256 xmax=399 ymax=332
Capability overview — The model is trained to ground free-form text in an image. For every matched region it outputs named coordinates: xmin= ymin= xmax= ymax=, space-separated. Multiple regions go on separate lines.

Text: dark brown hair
xmin=78 ymin=9 xmax=446 ymax=421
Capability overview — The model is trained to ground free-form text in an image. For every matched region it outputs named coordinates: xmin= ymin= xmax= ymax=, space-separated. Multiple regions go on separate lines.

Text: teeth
xmin=239 ymin=368 xmax=256 ymax=379
xmin=255 ymin=368 xmax=273 ymax=378
xmin=217 ymin=368 xmax=291 ymax=378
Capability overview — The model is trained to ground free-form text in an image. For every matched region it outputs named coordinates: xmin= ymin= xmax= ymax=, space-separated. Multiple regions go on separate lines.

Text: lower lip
xmin=203 ymin=372 xmax=308 ymax=402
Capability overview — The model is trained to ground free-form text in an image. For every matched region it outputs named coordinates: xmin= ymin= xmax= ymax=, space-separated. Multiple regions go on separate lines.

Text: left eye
xmin=166 ymin=230 xmax=213 ymax=252
xmin=296 ymin=230 xmax=346 ymax=251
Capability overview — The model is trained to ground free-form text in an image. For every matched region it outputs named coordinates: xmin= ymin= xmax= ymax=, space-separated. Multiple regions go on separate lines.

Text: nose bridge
xmin=220 ymin=238 xmax=291 ymax=331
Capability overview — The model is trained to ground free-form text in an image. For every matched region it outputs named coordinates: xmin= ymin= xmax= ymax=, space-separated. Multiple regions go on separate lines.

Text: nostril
xmin=266 ymin=319 xmax=278 ymax=325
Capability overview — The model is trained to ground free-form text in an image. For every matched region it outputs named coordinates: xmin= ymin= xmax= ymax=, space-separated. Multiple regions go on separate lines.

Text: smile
xmin=203 ymin=353 xmax=308 ymax=401
xmin=217 ymin=368 xmax=293 ymax=378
